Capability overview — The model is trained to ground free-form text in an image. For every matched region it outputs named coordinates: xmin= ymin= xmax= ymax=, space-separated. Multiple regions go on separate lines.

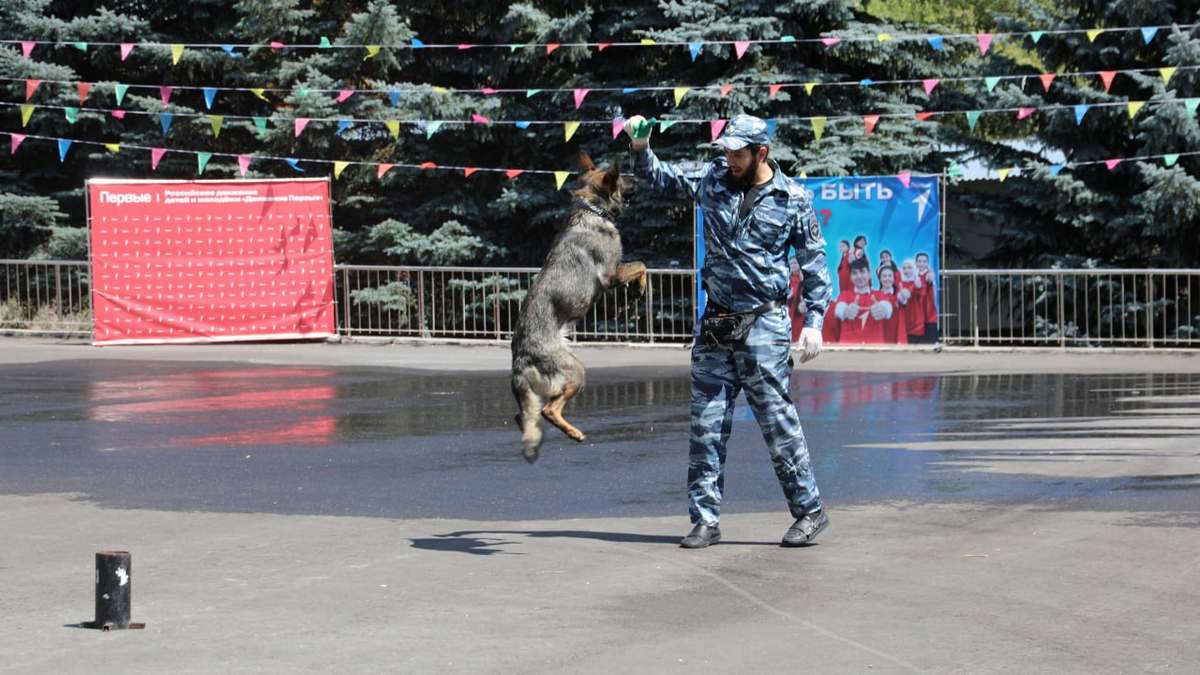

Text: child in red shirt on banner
xmin=823 ymin=257 xmax=894 ymax=344
xmin=897 ymin=258 xmax=927 ymax=342
xmin=876 ymin=265 xmax=908 ymax=344
xmin=836 ymin=240 xmax=852 ymax=292
xmin=915 ymin=252 xmax=938 ymax=339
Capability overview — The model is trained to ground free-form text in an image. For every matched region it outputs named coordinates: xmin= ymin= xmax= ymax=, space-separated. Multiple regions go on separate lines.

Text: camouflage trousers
xmin=689 ymin=307 xmax=821 ymax=525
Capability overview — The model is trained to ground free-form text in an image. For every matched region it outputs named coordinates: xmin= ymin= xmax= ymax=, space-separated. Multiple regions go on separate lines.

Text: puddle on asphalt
xmin=0 ymin=360 xmax=1197 ymax=519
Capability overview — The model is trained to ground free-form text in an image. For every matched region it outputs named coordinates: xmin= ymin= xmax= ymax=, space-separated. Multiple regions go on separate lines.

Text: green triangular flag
xmin=985 ymin=76 xmax=1001 ymax=92
xmin=73 ymin=42 xmax=88 ymax=52
xmin=114 ymin=83 xmax=129 ymax=106
xmin=64 ymin=106 xmax=78 ymax=124
xmin=319 ymin=36 xmax=332 ymax=48
xmin=209 ymin=115 xmax=223 ymax=138
xmin=296 ymin=88 xmax=310 ymax=98
xmin=780 ymin=35 xmax=796 ymax=43
xmin=509 ymin=43 xmax=525 ymax=52
xmin=526 ymin=89 xmax=543 ymax=98
xmin=947 ymin=161 xmax=965 ymax=177
xmin=197 ymin=151 xmax=212 ymax=174
xmin=659 ymin=120 xmax=678 ymax=131
xmin=966 ymin=110 xmax=982 ymax=131
xmin=1029 ymin=31 xmax=1045 ymax=44
xmin=253 ymin=116 xmax=268 ymax=136
xmin=1186 ymin=99 xmax=1200 ymax=116
xmin=1164 ymin=153 xmax=1181 ymax=167
xmin=425 ymin=120 xmax=443 ymax=138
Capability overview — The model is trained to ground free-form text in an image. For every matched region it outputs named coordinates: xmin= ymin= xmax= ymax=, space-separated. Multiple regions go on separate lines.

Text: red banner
xmin=88 ymin=178 xmax=336 ymax=345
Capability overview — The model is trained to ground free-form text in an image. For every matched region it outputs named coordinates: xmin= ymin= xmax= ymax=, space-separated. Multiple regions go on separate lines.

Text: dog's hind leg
xmin=541 ymin=355 xmax=587 ymax=442
xmin=512 ymin=374 xmax=545 ymax=463
xmin=613 ymin=261 xmax=648 ymax=296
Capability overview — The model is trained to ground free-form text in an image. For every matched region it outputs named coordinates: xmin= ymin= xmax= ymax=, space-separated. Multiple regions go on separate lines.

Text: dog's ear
xmin=602 ymin=162 xmax=620 ymax=191
xmin=578 ymin=151 xmax=596 ymax=173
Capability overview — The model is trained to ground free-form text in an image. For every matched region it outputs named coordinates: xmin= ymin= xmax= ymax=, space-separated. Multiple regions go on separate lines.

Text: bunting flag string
xmin=4 ymin=129 xmax=1192 ymax=185
xmin=3 ymin=21 xmax=1191 ymax=58
xmin=6 ymin=92 xmax=1193 ymax=143
xmin=2 ymin=61 xmax=1194 ymax=107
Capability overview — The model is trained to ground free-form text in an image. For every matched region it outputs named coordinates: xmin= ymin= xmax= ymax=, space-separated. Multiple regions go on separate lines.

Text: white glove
xmin=796 ymin=327 xmax=822 ymax=363
xmin=870 ymin=300 xmax=893 ymax=321
xmin=898 ymin=289 xmax=911 ymax=304
xmin=839 ymin=301 xmax=859 ymax=321
xmin=623 ymin=115 xmax=652 ymax=149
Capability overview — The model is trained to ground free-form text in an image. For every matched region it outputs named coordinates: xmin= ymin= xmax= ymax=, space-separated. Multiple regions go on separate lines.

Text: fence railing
xmin=3 ymin=259 xmax=1199 ymax=348
xmin=940 ymin=269 xmax=1200 ymax=348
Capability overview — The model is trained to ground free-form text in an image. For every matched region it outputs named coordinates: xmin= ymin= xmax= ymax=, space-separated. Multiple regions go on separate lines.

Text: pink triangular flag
xmin=1017 ymin=107 xmax=1035 ymax=120
xmin=1105 ymin=159 xmax=1122 ymax=171
xmin=922 ymin=79 xmax=939 ymax=95
xmin=734 ymin=41 xmax=750 ymax=59
xmin=977 ymin=33 xmax=994 ymax=55
xmin=1039 ymin=73 xmax=1057 ymax=91
xmin=864 ymin=114 xmax=880 ymax=136
xmin=269 ymin=41 xmax=285 ymax=50
xmin=377 ymin=163 xmax=394 ymax=178
xmin=150 ymin=147 xmax=166 ymax=170
xmin=597 ymin=43 xmax=612 ymax=52
xmin=237 ymin=155 xmax=251 ymax=176
xmin=294 ymin=118 xmax=310 ymax=137
xmin=573 ymin=88 xmax=590 ymax=109
xmin=820 ymin=37 xmax=841 ymax=47
xmin=1099 ymin=71 xmax=1116 ymax=92
xmin=77 ymin=82 xmax=91 ymax=104
xmin=21 ymin=41 xmax=35 ymax=59
xmin=111 ymin=110 xmax=126 ymax=119
xmin=336 ymin=89 xmax=354 ymax=103
xmin=457 ymin=43 xmax=474 ymax=50
xmin=25 ymin=79 xmax=41 ymax=101
xmin=719 ymin=83 xmax=734 ymax=97
xmin=768 ymin=84 xmax=783 ymax=98
xmin=159 ymin=86 xmax=173 ymax=107
xmin=120 ymin=43 xmax=134 ymax=61
xmin=506 ymin=169 xmax=524 ymax=180
xmin=471 ymin=113 xmax=491 ymax=125
xmin=546 ymin=43 xmax=560 ymax=55
xmin=481 ymin=87 xmax=499 ymax=95
xmin=916 ymin=112 xmax=934 ymax=121
xmin=897 ymin=172 xmax=912 ymax=187
xmin=612 ymin=118 xmax=624 ymax=140
xmin=419 ymin=162 xmax=437 ymax=170
xmin=710 ymin=119 xmax=727 ymax=141
xmin=10 ymin=133 xmax=26 ymax=154
xmin=463 ymin=167 xmax=478 ymax=177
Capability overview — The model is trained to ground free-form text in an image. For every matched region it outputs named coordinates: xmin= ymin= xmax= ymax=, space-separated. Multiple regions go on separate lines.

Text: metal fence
xmin=3 ymin=259 xmax=1199 ymax=348
xmin=941 ymin=269 xmax=1200 ymax=348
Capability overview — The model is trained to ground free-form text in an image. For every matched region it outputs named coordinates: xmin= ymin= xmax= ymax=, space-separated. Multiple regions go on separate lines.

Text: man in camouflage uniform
xmin=624 ymin=113 xmax=832 ymax=549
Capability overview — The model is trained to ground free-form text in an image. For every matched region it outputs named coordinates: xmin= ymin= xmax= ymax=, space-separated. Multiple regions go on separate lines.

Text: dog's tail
xmin=512 ymin=369 xmax=544 ymax=463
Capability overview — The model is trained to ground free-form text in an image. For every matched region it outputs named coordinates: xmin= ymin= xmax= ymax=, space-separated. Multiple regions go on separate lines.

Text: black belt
xmin=704 ymin=299 xmax=783 ymax=318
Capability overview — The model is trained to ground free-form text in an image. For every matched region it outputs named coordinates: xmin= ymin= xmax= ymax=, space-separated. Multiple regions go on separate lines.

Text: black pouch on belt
xmin=700 ymin=300 xmax=779 ymax=347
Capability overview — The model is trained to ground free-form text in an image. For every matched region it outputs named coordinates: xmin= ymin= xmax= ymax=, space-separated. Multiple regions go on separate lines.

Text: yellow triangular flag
xmin=1128 ymin=101 xmax=1145 ymax=119
xmin=333 ymin=161 xmax=349 ymax=179
xmin=997 ymin=168 xmax=1011 ymax=182
xmin=640 ymin=39 xmax=656 ymax=45
xmin=799 ymin=171 xmax=808 ymax=179
xmin=209 ymin=115 xmax=223 ymax=138
xmin=21 ymin=104 xmax=34 ymax=126
xmin=554 ymin=171 xmax=570 ymax=190
xmin=1086 ymin=29 xmax=1103 ymax=42
xmin=811 ymin=116 xmax=827 ymax=140
xmin=804 ymin=82 xmax=817 ymax=96
xmin=365 ymin=45 xmax=380 ymax=60
xmin=251 ymin=88 xmax=268 ymax=101
xmin=386 ymin=120 xmax=400 ymax=139
xmin=1160 ymin=67 xmax=1177 ymax=85
xmin=104 ymin=143 xmax=120 ymax=153
xmin=171 ymin=43 xmax=184 ymax=64
xmin=673 ymin=87 xmax=690 ymax=106
xmin=564 ymin=121 xmax=580 ymax=141
xmin=432 ymin=86 xmax=448 ymax=94
xmin=877 ymin=33 xmax=893 ymax=42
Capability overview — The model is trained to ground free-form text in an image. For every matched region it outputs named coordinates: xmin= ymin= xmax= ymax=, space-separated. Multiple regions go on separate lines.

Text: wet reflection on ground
xmin=0 ymin=359 xmax=1196 ymax=519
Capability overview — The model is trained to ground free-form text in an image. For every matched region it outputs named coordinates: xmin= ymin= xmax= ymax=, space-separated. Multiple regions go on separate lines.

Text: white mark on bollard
xmin=102 ymin=593 xmax=110 ymax=600
xmin=116 ymin=567 xmax=129 ymax=586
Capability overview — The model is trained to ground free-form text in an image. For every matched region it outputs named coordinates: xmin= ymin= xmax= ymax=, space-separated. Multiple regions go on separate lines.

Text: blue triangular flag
xmin=1049 ymin=164 xmax=1064 ymax=175
xmin=765 ymin=118 xmax=777 ymax=138
xmin=622 ymin=87 xmax=640 ymax=94
xmin=689 ymin=42 xmax=702 ymax=61
xmin=337 ymin=119 xmax=351 ymax=134
xmin=412 ymin=38 xmax=426 ymax=49
xmin=57 ymin=139 xmax=72 ymax=162
xmin=285 ymin=158 xmax=304 ymax=172
xmin=203 ymin=87 xmax=217 ymax=109
xmin=514 ymin=121 xmax=532 ymax=129
xmin=859 ymin=78 xmax=875 ymax=87
xmin=389 ymin=90 xmax=401 ymax=107
xmin=1142 ymin=27 xmax=1159 ymax=44
xmin=159 ymin=112 xmax=174 ymax=135
xmin=220 ymin=44 xmax=236 ymax=56
xmin=927 ymin=36 xmax=944 ymax=51
xmin=1074 ymin=104 xmax=1090 ymax=124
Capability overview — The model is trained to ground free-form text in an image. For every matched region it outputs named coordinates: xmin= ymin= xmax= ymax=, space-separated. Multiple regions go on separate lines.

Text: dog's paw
xmin=568 ymin=429 xmax=587 ymax=442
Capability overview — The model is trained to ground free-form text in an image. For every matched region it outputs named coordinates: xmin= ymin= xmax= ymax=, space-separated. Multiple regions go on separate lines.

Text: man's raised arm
xmin=624 ymin=115 xmax=707 ymax=200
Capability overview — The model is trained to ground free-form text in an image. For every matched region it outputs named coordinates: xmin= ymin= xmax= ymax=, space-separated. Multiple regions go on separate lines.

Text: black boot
xmin=781 ymin=510 xmax=829 ymax=547
xmin=680 ymin=522 xmax=721 ymax=549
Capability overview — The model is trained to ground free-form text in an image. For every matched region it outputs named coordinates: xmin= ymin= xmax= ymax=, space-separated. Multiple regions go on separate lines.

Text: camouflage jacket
xmin=631 ymin=146 xmax=832 ymax=330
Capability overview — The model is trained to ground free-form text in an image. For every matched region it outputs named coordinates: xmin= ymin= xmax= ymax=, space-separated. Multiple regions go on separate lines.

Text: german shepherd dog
xmin=510 ymin=152 xmax=647 ymax=462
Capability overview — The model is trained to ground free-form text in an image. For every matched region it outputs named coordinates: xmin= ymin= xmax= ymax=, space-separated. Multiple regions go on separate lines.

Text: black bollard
xmin=90 ymin=550 xmax=144 ymax=630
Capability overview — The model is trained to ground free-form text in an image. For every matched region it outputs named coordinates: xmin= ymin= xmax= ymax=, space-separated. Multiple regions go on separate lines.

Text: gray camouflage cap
xmin=713 ymin=113 xmax=771 ymax=150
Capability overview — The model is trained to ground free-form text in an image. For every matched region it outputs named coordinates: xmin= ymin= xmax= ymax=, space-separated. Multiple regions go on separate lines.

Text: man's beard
xmin=728 ymin=155 xmax=762 ymax=191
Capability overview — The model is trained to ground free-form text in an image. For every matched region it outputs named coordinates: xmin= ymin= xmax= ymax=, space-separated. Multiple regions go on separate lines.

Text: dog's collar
xmin=573 ymin=198 xmax=615 ymax=223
